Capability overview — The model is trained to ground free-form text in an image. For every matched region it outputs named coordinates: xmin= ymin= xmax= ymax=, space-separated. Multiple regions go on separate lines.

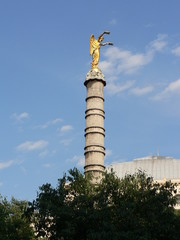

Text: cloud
xmin=16 ymin=140 xmax=48 ymax=152
xmin=100 ymin=47 xmax=153 ymax=77
xmin=59 ymin=125 xmax=73 ymax=134
xmin=99 ymin=34 xmax=167 ymax=80
xmin=161 ymin=79 xmax=180 ymax=92
xmin=20 ymin=166 xmax=27 ymax=175
xmin=172 ymin=46 xmax=180 ymax=57
xmin=148 ymin=34 xmax=167 ymax=52
xmin=66 ymin=155 xmax=84 ymax=167
xmin=0 ymin=182 xmax=3 ymax=187
xmin=105 ymin=149 xmax=112 ymax=158
xmin=0 ymin=160 xmax=14 ymax=170
xmin=36 ymin=118 xmax=63 ymax=129
xmin=43 ymin=163 xmax=52 ymax=168
xmin=106 ymin=80 xmax=135 ymax=95
xmin=76 ymin=157 xmax=84 ymax=167
xmin=60 ymin=138 xmax=72 ymax=146
xmin=39 ymin=150 xmax=49 ymax=158
xmin=109 ymin=19 xmax=117 ymax=25
xmin=39 ymin=150 xmax=56 ymax=158
xmin=12 ymin=112 xmax=29 ymax=122
xmin=145 ymin=23 xmax=154 ymax=28
xmin=130 ymin=86 xmax=154 ymax=96
xmin=152 ymin=78 xmax=180 ymax=100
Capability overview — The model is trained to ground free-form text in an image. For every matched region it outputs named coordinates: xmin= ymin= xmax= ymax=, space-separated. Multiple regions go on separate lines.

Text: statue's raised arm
xmin=90 ymin=31 xmax=113 ymax=69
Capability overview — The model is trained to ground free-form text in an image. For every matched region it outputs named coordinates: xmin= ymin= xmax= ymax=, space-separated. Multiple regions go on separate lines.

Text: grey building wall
xmin=107 ymin=156 xmax=180 ymax=180
xmin=107 ymin=156 xmax=180 ymax=209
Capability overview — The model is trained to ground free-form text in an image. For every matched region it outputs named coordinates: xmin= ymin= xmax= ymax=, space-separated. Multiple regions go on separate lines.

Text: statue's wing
xmin=90 ymin=34 xmax=96 ymax=55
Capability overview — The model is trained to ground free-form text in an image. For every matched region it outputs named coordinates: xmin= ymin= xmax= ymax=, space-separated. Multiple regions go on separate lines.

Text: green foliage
xmin=28 ymin=168 xmax=180 ymax=240
xmin=0 ymin=195 xmax=35 ymax=240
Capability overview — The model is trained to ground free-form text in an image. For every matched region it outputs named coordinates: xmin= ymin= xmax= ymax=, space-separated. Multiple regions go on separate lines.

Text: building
xmin=107 ymin=155 xmax=180 ymax=209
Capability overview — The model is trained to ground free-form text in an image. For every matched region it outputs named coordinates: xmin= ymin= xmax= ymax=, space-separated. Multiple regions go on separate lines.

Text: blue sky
xmin=1 ymin=0 xmax=180 ymax=201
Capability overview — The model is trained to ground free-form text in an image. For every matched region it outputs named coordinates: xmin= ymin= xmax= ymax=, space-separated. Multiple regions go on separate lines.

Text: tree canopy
xmin=0 ymin=195 xmax=35 ymax=240
xmin=28 ymin=169 xmax=180 ymax=240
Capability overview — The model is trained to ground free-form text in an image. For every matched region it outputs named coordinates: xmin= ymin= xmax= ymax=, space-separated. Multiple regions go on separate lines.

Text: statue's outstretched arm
xmin=98 ymin=31 xmax=110 ymax=41
xmin=101 ymin=42 xmax=113 ymax=46
xmin=102 ymin=31 xmax=110 ymax=35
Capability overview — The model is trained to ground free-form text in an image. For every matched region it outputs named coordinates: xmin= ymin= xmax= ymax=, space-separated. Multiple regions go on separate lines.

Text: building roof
xmin=107 ymin=156 xmax=180 ymax=180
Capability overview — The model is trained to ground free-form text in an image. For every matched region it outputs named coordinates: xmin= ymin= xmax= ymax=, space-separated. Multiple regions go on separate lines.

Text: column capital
xmin=84 ymin=68 xmax=106 ymax=86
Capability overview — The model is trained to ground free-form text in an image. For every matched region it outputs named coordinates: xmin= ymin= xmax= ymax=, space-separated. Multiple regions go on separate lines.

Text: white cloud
xmin=59 ymin=125 xmax=73 ymax=133
xmin=100 ymin=47 xmax=153 ymax=76
xmin=0 ymin=182 xmax=3 ymax=187
xmin=145 ymin=23 xmax=153 ymax=28
xmin=39 ymin=150 xmax=49 ymax=158
xmin=99 ymin=35 xmax=168 ymax=96
xmin=106 ymin=80 xmax=135 ymax=95
xmin=51 ymin=150 xmax=56 ymax=155
xmin=130 ymin=86 xmax=154 ymax=96
xmin=39 ymin=150 xmax=56 ymax=158
xmin=0 ymin=160 xmax=14 ymax=170
xmin=60 ymin=138 xmax=72 ymax=146
xmin=100 ymin=47 xmax=153 ymax=77
xmin=152 ymin=78 xmax=180 ymax=100
xmin=36 ymin=118 xmax=63 ymax=129
xmin=12 ymin=112 xmax=29 ymax=122
xmin=16 ymin=140 xmax=48 ymax=152
xmin=109 ymin=19 xmax=117 ymax=25
xmin=99 ymin=35 xmax=167 ymax=81
xmin=51 ymin=118 xmax=62 ymax=124
xmin=172 ymin=46 xmax=180 ymax=57
xmin=165 ymin=79 xmax=180 ymax=92
xmin=66 ymin=155 xmax=84 ymax=167
xmin=148 ymin=34 xmax=167 ymax=52
xmin=105 ymin=149 xmax=112 ymax=158
xmin=43 ymin=163 xmax=52 ymax=168
xmin=21 ymin=166 xmax=27 ymax=174
xmin=77 ymin=157 xmax=85 ymax=167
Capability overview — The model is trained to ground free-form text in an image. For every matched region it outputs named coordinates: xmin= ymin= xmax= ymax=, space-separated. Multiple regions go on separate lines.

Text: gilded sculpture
xmin=90 ymin=31 xmax=113 ymax=69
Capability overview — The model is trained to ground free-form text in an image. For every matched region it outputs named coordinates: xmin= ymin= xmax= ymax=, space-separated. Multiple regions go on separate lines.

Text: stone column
xmin=84 ymin=68 xmax=106 ymax=181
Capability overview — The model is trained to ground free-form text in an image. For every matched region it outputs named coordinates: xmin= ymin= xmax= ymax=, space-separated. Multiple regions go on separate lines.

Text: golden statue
xmin=90 ymin=31 xmax=113 ymax=69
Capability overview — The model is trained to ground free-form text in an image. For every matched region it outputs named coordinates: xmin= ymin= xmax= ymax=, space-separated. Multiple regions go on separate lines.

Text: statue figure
xmin=90 ymin=31 xmax=113 ymax=69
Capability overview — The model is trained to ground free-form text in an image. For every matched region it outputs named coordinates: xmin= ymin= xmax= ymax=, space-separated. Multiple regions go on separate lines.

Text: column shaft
xmin=84 ymin=69 xmax=106 ymax=179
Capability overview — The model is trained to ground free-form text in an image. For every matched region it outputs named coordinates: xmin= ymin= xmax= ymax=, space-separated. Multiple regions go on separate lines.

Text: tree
xmin=0 ymin=195 xmax=35 ymax=240
xmin=28 ymin=168 xmax=180 ymax=240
